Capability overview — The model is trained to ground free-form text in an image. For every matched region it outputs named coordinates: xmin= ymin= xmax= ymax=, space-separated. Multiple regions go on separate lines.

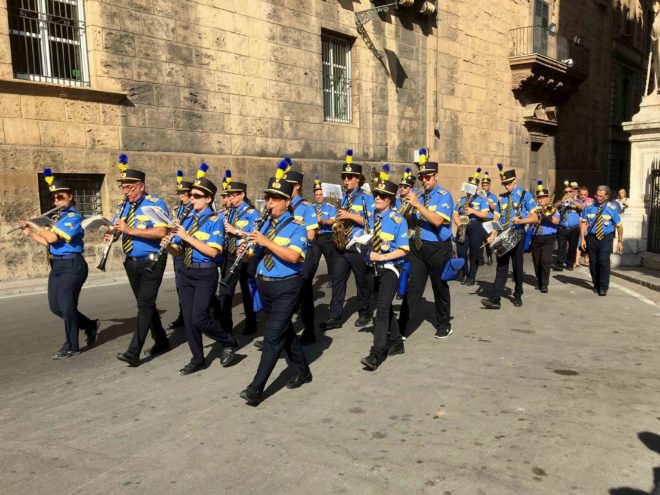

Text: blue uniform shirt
xmin=531 ymin=207 xmax=560 ymax=236
xmin=112 ymin=193 xmax=170 ymax=257
xmin=342 ymin=188 xmax=375 ymax=238
xmin=558 ymin=202 xmax=581 ymax=228
xmin=292 ymin=196 xmax=319 ymax=231
xmin=369 ymin=208 xmax=409 ymax=260
xmin=49 ymin=206 xmax=84 ymax=255
xmin=226 ymin=202 xmax=258 ymax=251
xmin=454 ymin=195 xmax=489 ymax=221
xmin=256 ymin=211 xmax=308 ymax=277
xmin=484 ymin=191 xmax=498 ymax=220
xmin=495 ymin=186 xmax=536 ymax=232
xmin=394 ymin=189 xmax=419 ymax=211
xmin=315 ymin=201 xmax=337 ymax=235
xmin=172 ymin=207 xmax=224 ymax=263
xmin=581 ymin=201 xmax=621 ymax=235
xmin=414 ymin=185 xmax=454 ymax=242
xmin=173 ymin=203 xmax=193 ymax=260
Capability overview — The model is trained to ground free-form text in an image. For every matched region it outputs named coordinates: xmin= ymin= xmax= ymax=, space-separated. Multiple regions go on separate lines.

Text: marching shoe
xmin=481 ymin=298 xmax=501 ymax=310
xmin=85 ymin=319 xmax=100 ymax=347
xmin=354 ymin=315 xmax=372 ymax=327
xmin=360 ymin=353 xmax=382 ymax=371
xmin=167 ymin=315 xmax=184 ymax=329
xmin=464 ymin=276 xmax=475 ymax=286
xmin=52 ymin=350 xmax=80 ymax=360
xmin=435 ymin=327 xmax=453 ymax=339
xmin=320 ymin=317 xmax=341 ymax=331
xmin=116 ymin=352 xmax=140 ymax=366
xmin=551 ymin=264 xmax=563 ymax=272
xmin=598 ymin=289 xmax=608 ymax=296
xmin=240 ymin=386 xmax=262 ymax=405
xmin=179 ymin=362 xmax=204 ymax=375
xmin=144 ymin=340 xmax=171 ymax=357
xmin=512 ymin=297 xmax=523 ymax=307
xmin=540 ymin=285 xmax=548 ymax=293
xmin=253 ymin=339 xmax=264 ymax=350
xmin=388 ymin=341 xmax=405 ymax=356
xmin=286 ymin=372 xmax=313 ymax=389
xmin=220 ymin=347 xmax=237 ymax=367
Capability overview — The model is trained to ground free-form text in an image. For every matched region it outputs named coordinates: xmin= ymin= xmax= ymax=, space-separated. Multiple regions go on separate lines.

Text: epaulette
xmin=607 ymin=202 xmax=616 ymax=210
xmin=390 ymin=211 xmax=402 ymax=224
xmin=440 ymin=189 xmax=447 ymax=195
xmin=146 ymin=195 xmax=159 ymax=203
xmin=67 ymin=212 xmax=76 ymax=217
xmin=209 ymin=215 xmax=218 ymax=222
xmin=247 ymin=208 xmax=254 ymax=214
xmin=116 ymin=199 xmax=124 ymax=207
xmin=301 ymin=200 xmax=310 ymax=206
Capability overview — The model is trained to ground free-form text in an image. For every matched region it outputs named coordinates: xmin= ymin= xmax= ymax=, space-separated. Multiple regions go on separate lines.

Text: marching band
xmin=18 ymin=149 xmax=625 ymax=405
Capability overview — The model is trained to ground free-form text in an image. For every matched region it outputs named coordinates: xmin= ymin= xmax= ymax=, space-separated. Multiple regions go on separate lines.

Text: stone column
xmin=621 ymin=93 xmax=660 ymax=266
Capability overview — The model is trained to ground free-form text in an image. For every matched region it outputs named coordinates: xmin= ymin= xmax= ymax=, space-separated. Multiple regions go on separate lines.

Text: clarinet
xmin=145 ymin=202 xmax=194 ymax=273
xmin=362 ymin=195 xmax=379 ymax=276
xmin=219 ymin=208 xmax=271 ymax=288
xmin=97 ymin=198 xmax=128 ymax=271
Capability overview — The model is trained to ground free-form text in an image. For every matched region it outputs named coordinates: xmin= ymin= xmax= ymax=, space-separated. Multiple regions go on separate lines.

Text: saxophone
xmin=330 ymin=193 xmax=352 ymax=252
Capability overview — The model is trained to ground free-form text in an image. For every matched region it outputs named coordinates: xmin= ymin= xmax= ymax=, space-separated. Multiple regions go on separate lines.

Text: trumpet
xmin=97 ymin=198 xmax=128 ymax=271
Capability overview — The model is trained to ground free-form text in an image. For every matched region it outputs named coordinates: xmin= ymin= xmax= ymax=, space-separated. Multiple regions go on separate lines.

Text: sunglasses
xmin=564 ymin=190 xmax=572 ymax=194
xmin=374 ymin=192 xmax=392 ymax=199
xmin=264 ymin=194 xmax=284 ymax=202
xmin=341 ymin=174 xmax=356 ymax=180
xmin=51 ymin=193 xmax=67 ymax=201
xmin=420 ymin=175 xmax=434 ymax=181
xmin=190 ymin=192 xmax=208 ymax=199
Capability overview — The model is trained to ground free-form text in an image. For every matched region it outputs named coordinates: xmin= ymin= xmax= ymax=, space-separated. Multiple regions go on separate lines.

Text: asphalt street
xmin=0 ymin=259 xmax=658 ymax=495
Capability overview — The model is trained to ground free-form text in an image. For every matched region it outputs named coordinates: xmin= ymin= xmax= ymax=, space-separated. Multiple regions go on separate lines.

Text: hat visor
xmin=536 ymin=192 xmax=549 ymax=198
xmin=49 ymin=186 xmax=72 ymax=193
xmin=341 ymin=171 xmax=362 ymax=176
xmin=263 ymin=188 xmax=290 ymax=199
xmin=417 ymin=169 xmax=436 ymax=176
xmin=500 ymin=177 xmax=515 ymax=184
xmin=116 ymin=177 xmax=142 ymax=183
xmin=191 ymin=185 xmax=215 ymax=196
xmin=372 ymin=187 xmax=396 ymax=197
xmin=481 ymin=178 xmax=491 ymax=183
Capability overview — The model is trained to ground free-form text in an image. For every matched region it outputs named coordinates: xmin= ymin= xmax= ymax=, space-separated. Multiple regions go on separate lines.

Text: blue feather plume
xmin=118 ymin=153 xmax=128 ymax=165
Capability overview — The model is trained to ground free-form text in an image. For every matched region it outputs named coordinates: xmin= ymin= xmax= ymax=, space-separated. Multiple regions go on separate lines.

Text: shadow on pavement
xmin=609 ymin=431 xmax=660 ymax=495
xmin=554 ymin=274 xmax=594 ymax=291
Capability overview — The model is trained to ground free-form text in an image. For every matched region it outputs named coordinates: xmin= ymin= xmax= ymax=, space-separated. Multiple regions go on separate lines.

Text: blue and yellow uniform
xmin=394 ymin=189 xmax=418 ymax=211
xmin=49 ymin=207 xmax=85 ymax=255
xmin=495 ymin=186 xmax=536 ymax=231
xmin=581 ymin=200 xmax=622 ymax=294
xmin=529 ymin=206 xmax=560 ymax=291
xmin=112 ymin=193 xmax=170 ymax=258
xmin=369 ymin=208 xmax=410 ymax=263
xmin=413 ymin=185 xmax=454 ymax=242
xmin=255 ymin=211 xmax=307 ymax=277
xmin=292 ymin=196 xmax=319 ymax=232
xmin=172 ymin=207 xmax=237 ymax=368
xmin=454 ymin=195 xmax=489 ymax=221
xmin=555 ymin=198 xmax=581 ymax=269
xmin=454 ymin=195 xmax=489 ymax=282
xmin=484 ymin=191 xmax=498 ymax=220
xmin=315 ymin=201 xmax=337 ymax=235
xmin=225 ymin=202 xmax=258 ymax=252
xmin=342 ymin=188 xmax=374 ymax=238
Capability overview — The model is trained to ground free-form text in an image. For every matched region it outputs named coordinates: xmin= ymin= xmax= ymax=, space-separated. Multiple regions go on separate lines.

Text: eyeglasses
xmin=420 ymin=175 xmax=434 ymax=181
xmin=51 ymin=193 xmax=67 ymax=201
xmin=399 ymin=184 xmax=411 ymax=189
xmin=190 ymin=192 xmax=207 ymax=199
xmin=119 ymin=183 xmax=139 ymax=191
xmin=564 ymin=190 xmax=572 ymax=194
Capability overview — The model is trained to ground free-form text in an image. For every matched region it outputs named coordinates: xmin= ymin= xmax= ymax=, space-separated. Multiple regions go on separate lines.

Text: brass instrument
xmin=457 ymin=191 xmax=474 ymax=243
xmin=330 ymin=193 xmax=352 ymax=252
xmin=541 ymin=204 xmax=557 ymax=217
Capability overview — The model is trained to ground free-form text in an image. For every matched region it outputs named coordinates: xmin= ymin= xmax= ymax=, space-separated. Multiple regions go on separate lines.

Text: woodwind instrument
xmin=97 ymin=198 xmax=128 ymax=271
xmin=145 ymin=202 xmax=194 ymax=272
xmin=7 ymin=204 xmax=66 ymax=235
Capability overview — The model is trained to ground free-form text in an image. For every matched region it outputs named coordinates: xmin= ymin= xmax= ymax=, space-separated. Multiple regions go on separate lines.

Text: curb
xmin=611 ymin=270 xmax=660 ymax=293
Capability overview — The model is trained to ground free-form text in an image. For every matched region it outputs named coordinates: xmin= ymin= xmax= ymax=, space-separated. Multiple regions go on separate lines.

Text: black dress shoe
xmin=565 ymin=265 xmax=574 ymax=271
xmin=240 ymin=385 xmax=262 ymax=405
xmin=361 ymin=353 xmax=382 ymax=371
xmin=512 ymin=297 xmax=523 ymax=307
xmin=481 ymin=298 xmax=501 ymax=310
xmin=320 ymin=318 xmax=341 ymax=331
xmin=144 ymin=340 xmax=171 ymax=357
xmin=286 ymin=371 xmax=313 ymax=389
xmin=167 ymin=316 xmax=184 ymax=330
xmin=540 ymin=286 xmax=548 ymax=293
xmin=486 ymin=255 xmax=493 ymax=265
xmin=598 ymin=289 xmax=608 ymax=296
xmin=388 ymin=341 xmax=405 ymax=356
xmin=220 ymin=347 xmax=237 ymax=367
xmin=85 ymin=319 xmax=100 ymax=347
xmin=435 ymin=327 xmax=453 ymax=339
xmin=551 ymin=264 xmax=563 ymax=272
xmin=299 ymin=332 xmax=316 ymax=344
xmin=52 ymin=350 xmax=80 ymax=360
xmin=465 ymin=276 xmax=475 ymax=286
xmin=117 ymin=352 xmax=140 ymax=366
xmin=253 ymin=339 xmax=263 ymax=350
xmin=354 ymin=315 xmax=372 ymax=327
xmin=179 ymin=362 xmax=204 ymax=375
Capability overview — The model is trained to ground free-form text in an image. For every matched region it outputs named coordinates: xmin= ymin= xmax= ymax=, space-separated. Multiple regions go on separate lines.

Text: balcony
xmin=508 ymin=25 xmax=590 ymax=105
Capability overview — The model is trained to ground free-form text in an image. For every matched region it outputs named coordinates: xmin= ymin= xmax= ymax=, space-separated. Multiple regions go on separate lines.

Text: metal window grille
xmin=8 ymin=0 xmax=90 ymax=86
xmin=322 ymin=35 xmax=352 ymax=123
xmin=37 ymin=173 xmax=104 ymax=217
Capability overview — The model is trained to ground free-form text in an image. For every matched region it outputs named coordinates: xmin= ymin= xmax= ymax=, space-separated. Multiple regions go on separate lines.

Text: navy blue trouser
xmin=531 ymin=234 xmax=555 ymax=288
xmin=299 ymin=243 xmax=320 ymax=334
xmin=372 ymin=269 xmax=401 ymax=360
xmin=556 ymin=226 xmax=580 ymax=267
xmin=456 ymin=221 xmax=486 ymax=278
xmin=219 ymin=255 xmax=256 ymax=332
xmin=586 ymin=233 xmax=614 ymax=292
xmin=316 ymin=233 xmax=335 ymax=278
xmin=329 ymin=246 xmax=372 ymax=320
xmin=250 ymin=275 xmax=309 ymax=393
xmin=492 ymin=234 xmax=525 ymax=301
xmin=124 ymin=257 xmax=168 ymax=357
xmin=179 ymin=266 xmax=237 ymax=366
xmin=48 ymin=256 xmax=92 ymax=352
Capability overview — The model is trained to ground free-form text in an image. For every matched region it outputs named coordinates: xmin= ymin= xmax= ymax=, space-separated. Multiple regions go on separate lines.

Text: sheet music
xmin=142 ymin=206 xmax=172 ymax=227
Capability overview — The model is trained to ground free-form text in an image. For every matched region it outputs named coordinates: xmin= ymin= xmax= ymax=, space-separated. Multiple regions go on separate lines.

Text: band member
xmin=580 ymin=185 xmax=623 ymax=296
xmin=320 ymin=149 xmax=374 ymax=331
xmin=529 ymin=181 xmax=559 ymax=293
xmin=481 ymin=165 xmax=537 ymax=309
xmin=453 ymin=168 xmax=489 ymax=286
xmin=398 ymin=149 xmax=455 ymax=338
xmin=395 ymin=167 xmax=417 ymax=212
xmin=220 ymin=172 xmax=259 ymax=335
xmin=240 ymin=162 xmax=311 ymax=405
xmin=109 ymin=156 xmax=171 ymax=366
xmin=168 ymin=170 xmax=193 ymax=329
xmin=21 ymin=169 xmax=98 ymax=359
xmin=166 ymin=166 xmax=238 ymax=375
xmin=313 ymin=175 xmax=337 ymax=287
xmin=481 ymin=171 xmax=498 ymax=265
xmin=282 ymin=168 xmax=319 ymax=343
xmin=552 ymin=179 xmax=581 ymax=271
xmin=361 ymin=169 xmax=409 ymax=371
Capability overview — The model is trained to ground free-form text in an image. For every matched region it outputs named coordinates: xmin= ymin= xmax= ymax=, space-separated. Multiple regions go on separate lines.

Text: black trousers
xmin=586 ymin=233 xmax=614 ymax=292
xmin=531 ymin=234 xmax=555 ymax=288
xmin=179 ymin=266 xmax=237 ymax=366
xmin=219 ymin=255 xmax=256 ymax=332
xmin=250 ymin=275 xmax=310 ymax=393
xmin=173 ymin=257 xmax=183 ymax=319
xmin=372 ymin=269 xmax=401 ymax=359
xmin=124 ymin=256 xmax=168 ymax=357
xmin=492 ymin=234 xmax=525 ymax=301
xmin=399 ymin=240 xmax=452 ymax=333
xmin=299 ymin=243 xmax=320 ymax=334
xmin=328 ymin=246 xmax=372 ymax=320
xmin=556 ymin=226 xmax=579 ymax=267
xmin=48 ymin=256 xmax=92 ymax=352
xmin=456 ymin=221 xmax=486 ymax=278
xmin=316 ymin=233 xmax=335 ymax=278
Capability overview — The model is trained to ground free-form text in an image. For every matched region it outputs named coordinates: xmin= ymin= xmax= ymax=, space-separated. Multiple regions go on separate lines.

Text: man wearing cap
xmin=109 ymin=166 xmax=171 ymax=366
xmin=481 ymin=168 xmax=537 ymax=309
xmin=552 ymin=180 xmax=581 ymax=271
xmin=453 ymin=169 xmax=489 ymax=286
xmin=480 ymin=172 xmax=498 ymax=265
xmin=529 ymin=182 xmax=560 ymax=293
xmin=168 ymin=173 xmax=193 ymax=329
xmin=398 ymin=149 xmax=455 ymax=339
xmin=320 ymin=150 xmax=375 ymax=331
xmin=220 ymin=176 xmax=259 ymax=335
xmin=580 ymin=185 xmax=623 ymax=296
xmin=165 ymin=173 xmax=238 ymax=375
xmin=239 ymin=163 xmax=311 ymax=405
xmin=361 ymin=171 xmax=409 ymax=371
xmin=313 ymin=176 xmax=337 ymax=287
xmin=284 ymin=168 xmax=320 ymax=344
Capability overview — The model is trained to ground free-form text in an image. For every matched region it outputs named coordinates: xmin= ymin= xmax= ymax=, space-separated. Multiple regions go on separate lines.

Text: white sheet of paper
xmin=142 ymin=205 xmax=172 ymax=227
xmin=321 ymin=183 xmax=343 ymax=202
xmin=482 ymin=221 xmax=503 ymax=234
xmin=461 ymin=182 xmax=477 ymax=196
xmin=81 ymin=215 xmax=113 ymax=231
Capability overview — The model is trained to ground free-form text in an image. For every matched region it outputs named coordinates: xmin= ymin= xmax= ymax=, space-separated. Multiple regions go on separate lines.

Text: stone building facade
xmin=0 ymin=0 xmax=650 ymax=279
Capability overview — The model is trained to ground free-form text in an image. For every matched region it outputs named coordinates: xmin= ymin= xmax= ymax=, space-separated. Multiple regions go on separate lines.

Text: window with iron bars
xmin=322 ymin=34 xmax=352 ymax=123
xmin=8 ymin=0 xmax=90 ymax=86
xmin=38 ymin=173 xmax=104 ymax=217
